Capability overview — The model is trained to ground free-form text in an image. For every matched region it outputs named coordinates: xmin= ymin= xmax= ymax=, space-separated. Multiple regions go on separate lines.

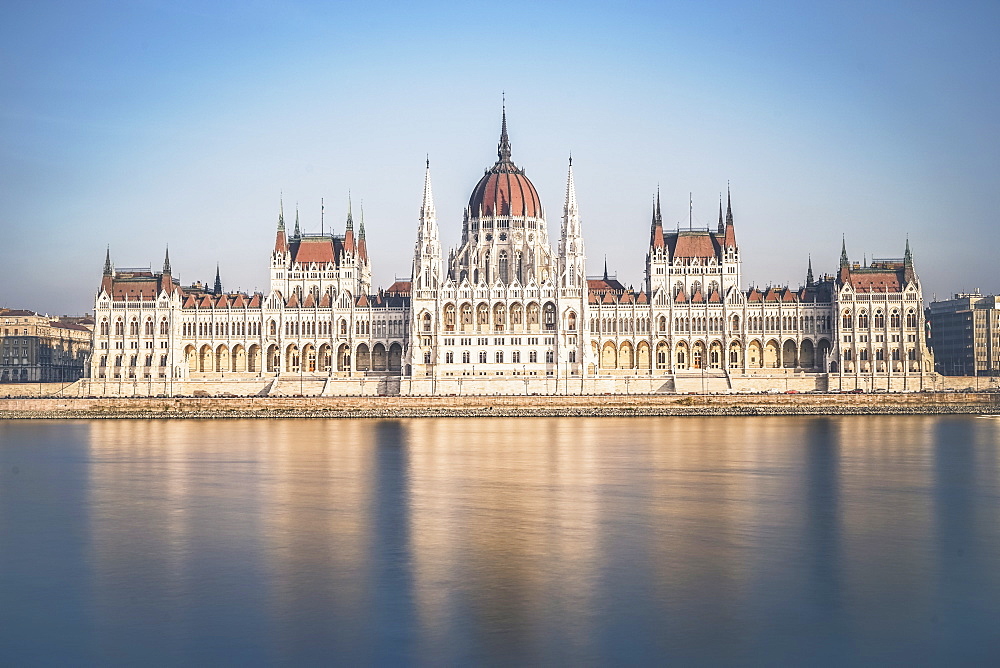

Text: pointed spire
xmin=278 ymin=194 xmax=285 ymax=231
xmin=346 ymin=192 xmax=354 ymax=231
xmin=163 ymin=246 xmax=171 ymax=275
xmin=421 ymin=156 xmax=436 ymax=220
xmin=359 ymin=199 xmax=366 ymax=238
xmin=603 ymin=256 xmax=609 ymax=282
xmin=564 ymin=154 xmax=577 ymax=216
xmin=213 ymin=264 xmax=222 ymax=295
xmin=840 ymin=236 xmax=849 ymax=269
xmin=655 ymin=186 xmax=662 ymax=225
xmin=498 ymin=96 xmax=512 ymax=163
xmin=806 ymin=254 xmax=814 ymax=286
xmin=904 ymin=237 xmax=912 ymax=268
xmin=718 ymin=196 xmax=725 ymax=234
xmin=103 ymin=246 xmax=112 ymax=276
xmin=725 ymin=184 xmax=734 ymax=226
xmin=293 ymin=204 xmax=301 ymax=237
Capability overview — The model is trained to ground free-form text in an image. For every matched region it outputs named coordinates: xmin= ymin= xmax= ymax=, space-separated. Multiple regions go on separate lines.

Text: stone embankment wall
xmin=2 ymin=392 xmax=998 ymax=419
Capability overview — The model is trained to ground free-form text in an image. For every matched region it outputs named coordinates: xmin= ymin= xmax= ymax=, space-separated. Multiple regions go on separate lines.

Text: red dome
xmin=468 ymin=112 xmax=542 ymax=218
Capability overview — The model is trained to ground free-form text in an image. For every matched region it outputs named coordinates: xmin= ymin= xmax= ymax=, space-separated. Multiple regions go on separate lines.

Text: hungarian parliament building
xmin=88 ymin=113 xmax=934 ymax=395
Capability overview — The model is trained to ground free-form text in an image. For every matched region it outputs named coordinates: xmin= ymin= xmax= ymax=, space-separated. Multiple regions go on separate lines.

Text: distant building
xmin=927 ymin=293 xmax=1000 ymax=376
xmin=0 ymin=309 xmax=93 ymax=383
xmin=87 ymin=111 xmax=935 ymax=395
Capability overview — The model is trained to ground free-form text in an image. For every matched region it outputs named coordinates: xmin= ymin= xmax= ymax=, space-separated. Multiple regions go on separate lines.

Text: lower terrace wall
xmin=3 ymin=391 xmax=999 ymax=418
xmin=0 ymin=372 xmax=987 ymax=399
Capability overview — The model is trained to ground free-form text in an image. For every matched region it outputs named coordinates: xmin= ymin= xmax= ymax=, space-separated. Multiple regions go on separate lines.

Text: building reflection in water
xmin=73 ymin=415 xmax=1000 ymax=664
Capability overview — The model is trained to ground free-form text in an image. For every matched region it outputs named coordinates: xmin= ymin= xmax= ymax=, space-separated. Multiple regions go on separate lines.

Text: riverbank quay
xmin=2 ymin=392 xmax=999 ymax=419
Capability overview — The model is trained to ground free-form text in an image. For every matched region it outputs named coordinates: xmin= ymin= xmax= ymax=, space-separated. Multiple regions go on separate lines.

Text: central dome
xmin=467 ymin=112 xmax=542 ymax=219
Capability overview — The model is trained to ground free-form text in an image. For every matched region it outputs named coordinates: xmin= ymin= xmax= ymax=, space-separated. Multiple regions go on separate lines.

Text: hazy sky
xmin=3 ymin=1 xmax=998 ymax=315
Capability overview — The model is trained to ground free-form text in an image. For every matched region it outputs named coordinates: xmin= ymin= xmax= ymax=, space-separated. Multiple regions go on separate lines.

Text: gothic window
xmin=479 ymin=351 xmax=487 ymax=363
xmin=543 ymin=303 xmax=556 ymax=330
xmin=510 ymin=303 xmax=523 ymax=326
xmin=495 ymin=351 xmax=504 ymax=364
xmin=477 ymin=303 xmax=489 ymax=325
xmin=569 ymin=350 xmax=576 ymax=363
xmin=874 ymin=310 xmax=885 ymax=329
xmin=444 ymin=304 xmax=456 ymax=331
xmin=512 ymin=351 xmax=521 ymax=363
xmin=423 ymin=351 xmax=431 ymax=364
xmin=527 ymin=303 xmax=540 ymax=325
xmin=842 ymin=310 xmax=853 ymax=329
xmin=160 ymin=354 xmax=168 ymax=367
xmin=515 ymin=252 xmax=524 ymax=284
xmin=876 ymin=348 xmax=884 ymax=361
xmin=908 ymin=348 xmax=917 ymax=360
xmin=445 ymin=351 xmax=454 ymax=363
xmin=529 ymin=351 xmax=538 ymax=363
xmin=499 ymin=251 xmax=509 ymax=284
xmin=860 ymin=348 xmax=869 ymax=361
xmin=144 ymin=354 xmax=152 ymax=367
xmin=844 ymin=349 xmax=853 ymax=361
xmin=692 ymin=281 xmax=702 ymax=296
xmin=568 ymin=312 xmax=577 ymax=331
xmin=100 ymin=320 xmax=109 ymax=336
xmin=890 ymin=310 xmax=901 ymax=328
xmin=422 ymin=312 xmax=432 ymax=332
xmin=269 ymin=320 xmax=277 ymax=336
xmin=858 ymin=310 xmax=869 ymax=329
xmin=545 ymin=351 xmax=554 ymax=363
xmin=339 ymin=319 xmax=347 ymax=336
xmin=906 ymin=310 xmax=917 ymax=328
xmin=461 ymin=303 xmax=473 ymax=325
xmin=463 ymin=351 xmax=471 ymax=363
xmin=892 ymin=348 xmax=900 ymax=361
xmin=493 ymin=304 xmax=506 ymax=331
xmin=674 ymin=281 xmax=684 ymax=298
xmin=99 ymin=355 xmax=107 ymax=367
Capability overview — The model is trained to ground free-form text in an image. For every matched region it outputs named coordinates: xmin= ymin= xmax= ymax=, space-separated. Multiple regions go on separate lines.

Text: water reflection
xmin=1 ymin=416 xmax=1000 ymax=664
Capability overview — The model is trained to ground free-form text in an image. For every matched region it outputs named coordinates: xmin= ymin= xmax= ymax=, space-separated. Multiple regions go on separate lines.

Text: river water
xmin=2 ymin=416 xmax=999 ymax=666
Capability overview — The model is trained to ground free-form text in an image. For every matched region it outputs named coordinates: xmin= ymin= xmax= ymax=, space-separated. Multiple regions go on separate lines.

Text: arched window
xmin=529 ymin=351 xmax=538 ymax=363
xmin=422 ymin=312 xmax=432 ymax=332
xmin=461 ymin=303 xmax=473 ymax=325
xmin=842 ymin=310 xmax=853 ymax=329
xmin=495 ymin=351 xmax=504 ymax=363
xmin=479 ymin=351 xmax=487 ymax=363
xmin=269 ymin=320 xmax=277 ymax=336
xmin=890 ymin=310 xmax=901 ymax=328
xmin=498 ymin=251 xmax=509 ymax=284
xmin=515 ymin=252 xmax=524 ymax=283
xmin=115 ymin=320 xmax=124 ymax=336
xmin=545 ymin=351 xmax=554 ymax=363
xmin=874 ymin=310 xmax=885 ymax=328
xmin=906 ymin=310 xmax=917 ymax=328
xmin=543 ymin=303 xmax=556 ymax=330
xmin=144 ymin=319 xmax=154 ymax=336
xmin=444 ymin=304 xmax=456 ymax=331
xmin=568 ymin=312 xmax=577 ymax=331
xmin=100 ymin=320 xmax=109 ymax=336
xmin=462 ymin=351 xmax=470 ymax=363
xmin=858 ymin=310 xmax=869 ymax=329
xmin=160 ymin=319 xmax=169 ymax=335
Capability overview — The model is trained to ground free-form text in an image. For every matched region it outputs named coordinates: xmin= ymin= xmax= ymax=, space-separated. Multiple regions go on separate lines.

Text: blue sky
xmin=2 ymin=1 xmax=998 ymax=314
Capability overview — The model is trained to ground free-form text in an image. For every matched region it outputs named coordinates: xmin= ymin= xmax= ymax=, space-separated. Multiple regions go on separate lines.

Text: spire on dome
xmin=806 ymin=255 xmax=814 ymax=286
xmin=163 ymin=246 xmax=171 ymax=275
xmin=498 ymin=95 xmax=511 ymax=163
xmin=103 ymin=246 xmax=112 ymax=276
xmin=213 ymin=264 xmax=222 ymax=295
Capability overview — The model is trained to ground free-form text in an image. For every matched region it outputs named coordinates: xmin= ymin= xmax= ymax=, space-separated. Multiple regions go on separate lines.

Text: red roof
xmin=292 ymin=238 xmax=337 ymax=265
xmin=386 ymin=281 xmax=411 ymax=296
xmin=669 ymin=232 xmax=720 ymax=261
xmin=848 ymin=271 xmax=902 ymax=293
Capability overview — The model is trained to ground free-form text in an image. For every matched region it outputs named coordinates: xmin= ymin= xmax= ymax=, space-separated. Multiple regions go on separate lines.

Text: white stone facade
xmin=87 ymin=116 xmax=934 ymax=396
